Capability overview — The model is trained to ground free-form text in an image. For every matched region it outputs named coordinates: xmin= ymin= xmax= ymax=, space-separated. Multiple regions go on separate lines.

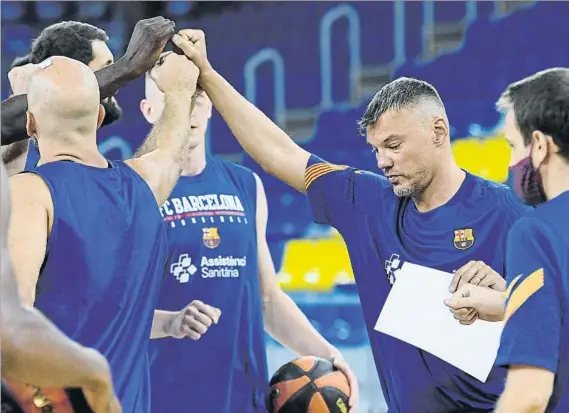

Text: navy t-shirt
xmin=496 ymin=191 xmax=569 ymax=412
xmin=304 ymin=154 xmax=530 ymax=412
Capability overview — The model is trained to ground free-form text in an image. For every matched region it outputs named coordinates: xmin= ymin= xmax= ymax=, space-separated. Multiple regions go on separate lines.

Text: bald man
xmin=7 ymin=52 xmax=200 ymax=413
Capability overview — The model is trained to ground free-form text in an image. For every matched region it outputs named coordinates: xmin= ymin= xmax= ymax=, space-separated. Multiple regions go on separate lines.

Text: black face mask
xmin=509 ymin=144 xmax=547 ymax=206
xmin=100 ymin=97 xmax=122 ymax=127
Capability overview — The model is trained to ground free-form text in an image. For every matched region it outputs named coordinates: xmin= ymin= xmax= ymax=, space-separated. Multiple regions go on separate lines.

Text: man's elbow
xmin=500 ymin=386 xmax=553 ymax=413
xmin=517 ymin=392 xmax=551 ymax=413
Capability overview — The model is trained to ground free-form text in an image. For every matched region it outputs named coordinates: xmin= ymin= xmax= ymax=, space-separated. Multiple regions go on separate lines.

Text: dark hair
xmin=30 ymin=21 xmax=108 ymax=66
xmin=358 ymin=77 xmax=445 ymax=135
xmin=497 ymin=68 xmax=569 ymax=159
xmin=10 ymin=54 xmax=33 ymax=69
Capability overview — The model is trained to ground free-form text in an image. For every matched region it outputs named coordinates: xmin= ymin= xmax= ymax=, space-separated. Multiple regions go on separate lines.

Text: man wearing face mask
xmin=446 ymin=67 xmax=569 ymax=413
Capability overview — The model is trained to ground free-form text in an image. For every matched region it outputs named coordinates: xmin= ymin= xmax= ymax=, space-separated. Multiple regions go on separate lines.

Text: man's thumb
xmin=172 ymin=34 xmax=196 ymax=58
xmin=445 ymin=292 xmax=471 ymax=309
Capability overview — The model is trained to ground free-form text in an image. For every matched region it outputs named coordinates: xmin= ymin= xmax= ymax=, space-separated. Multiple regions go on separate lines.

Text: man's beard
xmin=101 ymin=97 xmax=122 ymax=127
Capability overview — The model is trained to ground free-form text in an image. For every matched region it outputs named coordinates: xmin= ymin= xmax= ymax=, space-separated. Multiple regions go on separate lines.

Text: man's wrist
xmin=198 ymin=67 xmax=218 ymax=90
xmin=164 ymin=91 xmax=195 ymax=107
xmin=326 ymin=346 xmax=342 ymax=361
xmin=163 ymin=311 xmax=179 ymax=338
xmin=113 ymin=57 xmax=140 ymax=82
xmin=81 ymin=348 xmax=112 ymax=390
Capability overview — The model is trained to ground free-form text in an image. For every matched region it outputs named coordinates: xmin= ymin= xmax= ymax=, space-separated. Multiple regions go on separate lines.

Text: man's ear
xmin=26 ymin=111 xmax=36 ymax=137
xmin=96 ymin=104 xmax=106 ymax=129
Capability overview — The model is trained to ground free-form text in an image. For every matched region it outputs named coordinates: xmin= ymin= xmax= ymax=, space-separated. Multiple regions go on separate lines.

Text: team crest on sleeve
xmin=202 ymin=227 xmax=221 ymax=249
xmin=453 ymin=228 xmax=475 ymax=250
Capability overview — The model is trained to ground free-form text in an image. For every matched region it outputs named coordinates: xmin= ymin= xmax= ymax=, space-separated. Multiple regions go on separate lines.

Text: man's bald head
xmin=26 ymin=56 xmax=104 ymax=141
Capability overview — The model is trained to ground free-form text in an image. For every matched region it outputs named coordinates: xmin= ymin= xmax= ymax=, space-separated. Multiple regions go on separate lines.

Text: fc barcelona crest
xmin=202 ymin=227 xmax=221 ymax=249
xmin=453 ymin=228 xmax=475 ymax=250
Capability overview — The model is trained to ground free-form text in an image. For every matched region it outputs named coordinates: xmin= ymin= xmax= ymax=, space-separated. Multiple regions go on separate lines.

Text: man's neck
xmin=36 ymin=135 xmax=107 ymax=168
xmin=545 ymin=160 xmax=569 ymax=200
xmin=413 ymin=162 xmax=466 ymax=213
xmin=181 ymin=142 xmax=207 ymax=176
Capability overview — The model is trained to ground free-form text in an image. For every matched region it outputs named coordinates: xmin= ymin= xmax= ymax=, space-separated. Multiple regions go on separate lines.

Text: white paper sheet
xmin=374 ymin=262 xmax=504 ymax=382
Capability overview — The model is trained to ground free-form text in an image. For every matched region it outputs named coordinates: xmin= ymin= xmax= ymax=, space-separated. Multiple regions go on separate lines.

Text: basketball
xmin=267 ymin=356 xmax=350 ymax=413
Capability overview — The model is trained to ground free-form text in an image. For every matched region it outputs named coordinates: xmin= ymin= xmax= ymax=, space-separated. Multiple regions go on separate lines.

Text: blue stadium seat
xmin=476 ymin=1 xmax=497 ymax=19
xmin=312 ymin=107 xmax=362 ymax=148
xmin=1 ymin=2 xmax=25 ymax=21
xmin=35 ymin=1 xmax=66 ymax=20
xmin=403 ymin=1 xmax=424 ymax=61
xmin=76 ymin=2 xmax=108 ymax=20
xmin=2 ymin=25 xmax=35 ymax=55
xmin=434 ymin=1 xmax=466 ymax=23
xmin=166 ymin=1 xmax=193 ymax=18
xmin=98 ymin=22 xmax=125 ymax=56
xmin=358 ymin=2 xmax=395 ymax=64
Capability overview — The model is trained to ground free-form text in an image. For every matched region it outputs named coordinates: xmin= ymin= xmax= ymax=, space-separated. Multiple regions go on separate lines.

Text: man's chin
xmin=393 ymin=185 xmax=416 ymax=198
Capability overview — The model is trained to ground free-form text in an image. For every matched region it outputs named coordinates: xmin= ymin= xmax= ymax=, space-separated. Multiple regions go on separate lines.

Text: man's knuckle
xmin=187 ymin=307 xmax=198 ymax=316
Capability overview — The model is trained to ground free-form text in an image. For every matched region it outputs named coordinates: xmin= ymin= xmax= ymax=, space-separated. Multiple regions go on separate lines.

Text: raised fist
xmin=168 ymin=300 xmax=221 ymax=340
xmin=150 ymin=49 xmax=199 ymax=95
xmin=123 ymin=17 xmax=176 ymax=77
xmin=172 ymin=29 xmax=212 ymax=77
xmin=8 ymin=63 xmax=41 ymax=96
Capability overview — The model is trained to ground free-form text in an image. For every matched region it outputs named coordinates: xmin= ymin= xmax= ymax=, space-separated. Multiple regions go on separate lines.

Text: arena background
xmin=2 ymin=1 xmax=568 ymax=411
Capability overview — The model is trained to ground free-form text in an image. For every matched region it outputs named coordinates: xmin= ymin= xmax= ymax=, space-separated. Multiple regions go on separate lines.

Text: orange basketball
xmin=2 ymin=380 xmax=92 ymax=412
xmin=267 ymin=356 xmax=350 ymax=413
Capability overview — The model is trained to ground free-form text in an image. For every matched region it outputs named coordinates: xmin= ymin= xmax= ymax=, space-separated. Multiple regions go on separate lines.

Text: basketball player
xmin=174 ymin=31 xmax=533 ymax=412
xmin=1 ymin=17 xmax=175 ymax=175
xmin=1 ymin=161 xmax=120 ymax=413
xmin=6 ymin=52 xmax=199 ymax=412
xmin=137 ymin=55 xmax=358 ymax=413
xmin=448 ymin=68 xmax=569 ymax=412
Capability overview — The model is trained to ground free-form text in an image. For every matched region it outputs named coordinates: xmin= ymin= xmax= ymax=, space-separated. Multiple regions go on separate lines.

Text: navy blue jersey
xmin=28 ymin=160 xmax=168 ymax=413
xmin=304 ymin=154 xmax=530 ymax=413
xmin=496 ymin=191 xmax=569 ymax=412
xmin=149 ymin=156 xmax=268 ymax=413
xmin=24 ymin=137 xmax=39 ymax=171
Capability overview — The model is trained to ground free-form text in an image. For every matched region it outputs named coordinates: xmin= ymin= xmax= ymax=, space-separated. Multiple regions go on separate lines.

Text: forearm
xmin=480 ymin=289 xmax=507 ymax=322
xmin=1 ymin=95 xmax=27 ymax=146
xmin=495 ymin=368 xmax=553 ymax=413
xmin=199 ymin=70 xmax=307 ymax=191
xmin=264 ymin=290 xmax=336 ymax=358
xmin=1 ymin=59 xmax=136 ymax=146
xmin=495 ymin=390 xmax=549 ymax=413
xmin=95 ymin=57 xmax=138 ymax=101
xmin=151 ymin=310 xmax=176 ymax=339
xmin=135 ymin=93 xmax=197 ymax=158
xmin=1 ymin=306 xmax=109 ymax=389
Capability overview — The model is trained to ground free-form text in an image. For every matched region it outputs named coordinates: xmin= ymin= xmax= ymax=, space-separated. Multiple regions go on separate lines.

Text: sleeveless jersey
xmin=149 ymin=156 xmax=268 ymax=413
xmin=27 ymin=160 xmax=168 ymax=413
xmin=24 ymin=138 xmax=39 ymax=171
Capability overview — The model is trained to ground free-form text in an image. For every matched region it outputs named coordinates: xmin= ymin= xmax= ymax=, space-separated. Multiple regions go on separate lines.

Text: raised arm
xmin=125 ymin=49 xmax=199 ymax=205
xmin=1 ymin=16 xmax=176 ymax=147
xmin=0 ymin=164 xmax=117 ymax=409
xmin=134 ymin=92 xmax=199 ymax=158
xmin=172 ymin=31 xmax=310 ymax=193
